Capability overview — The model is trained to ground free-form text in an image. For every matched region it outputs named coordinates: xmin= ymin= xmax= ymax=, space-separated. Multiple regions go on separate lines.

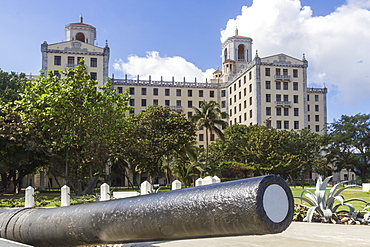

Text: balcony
xmin=169 ymin=106 xmax=183 ymax=111
xmin=274 ymin=75 xmax=291 ymax=81
xmin=275 ymin=101 xmax=292 ymax=108
xmin=66 ymin=63 xmax=78 ymax=69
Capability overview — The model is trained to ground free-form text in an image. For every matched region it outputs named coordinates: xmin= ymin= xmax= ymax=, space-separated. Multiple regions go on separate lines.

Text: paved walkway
xmin=119 ymin=222 xmax=369 ymax=247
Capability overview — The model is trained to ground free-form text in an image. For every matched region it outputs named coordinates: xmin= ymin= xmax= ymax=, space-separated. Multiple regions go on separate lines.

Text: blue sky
xmin=1 ymin=0 xmax=368 ymax=122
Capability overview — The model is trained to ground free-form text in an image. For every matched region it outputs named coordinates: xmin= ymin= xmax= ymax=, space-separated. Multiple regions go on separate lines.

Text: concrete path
xmin=119 ymin=222 xmax=369 ymax=247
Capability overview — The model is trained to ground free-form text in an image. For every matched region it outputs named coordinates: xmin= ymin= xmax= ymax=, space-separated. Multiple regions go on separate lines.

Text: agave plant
xmin=295 ymin=176 xmax=362 ymax=222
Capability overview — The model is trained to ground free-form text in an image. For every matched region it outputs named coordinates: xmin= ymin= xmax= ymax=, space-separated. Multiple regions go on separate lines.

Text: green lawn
xmin=291 ymin=186 xmax=370 ymax=212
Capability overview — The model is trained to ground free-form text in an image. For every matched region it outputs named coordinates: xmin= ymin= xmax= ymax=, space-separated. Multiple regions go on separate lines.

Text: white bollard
xmin=362 ymin=183 xmax=370 ymax=192
xmin=213 ymin=176 xmax=221 ymax=184
xmin=61 ymin=185 xmax=70 ymax=207
xmin=202 ymin=176 xmax=214 ymax=185
xmin=140 ymin=181 xmax=152 ymax=195
xmin=25 ymin=186 xmax=35 ymax=208
xmin=195 ymin=177 xmax=203 ymax=187
xmin=100 ymin=183 xmax=110 ymax=201
xmin=172 ymin=180 xmax=182 ymax=190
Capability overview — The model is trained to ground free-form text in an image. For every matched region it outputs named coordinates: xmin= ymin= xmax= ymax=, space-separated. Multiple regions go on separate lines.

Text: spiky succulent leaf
xmin=294 ymin=196 xmax=316 ymax=207
xmin=333 ymin=185 xmax=360 ymax=197
xmin=328 ymin=180 xmax=348 ymax=198
xmin=305 ymin=206 xmax=318 ymax=222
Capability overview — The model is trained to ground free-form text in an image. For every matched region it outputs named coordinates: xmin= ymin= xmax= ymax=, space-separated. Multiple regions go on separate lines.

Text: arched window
xmin=76 ymin=32 xmax=85 ymax=42
xmin=224 ymin=48 xmax=228 ymax=61
xmin=238 ymin=44 xmax=245 ymax=61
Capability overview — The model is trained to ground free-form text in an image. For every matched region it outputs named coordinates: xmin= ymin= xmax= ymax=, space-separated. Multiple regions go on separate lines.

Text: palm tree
xmin=191 ymin=100 xmax=228 ymax=167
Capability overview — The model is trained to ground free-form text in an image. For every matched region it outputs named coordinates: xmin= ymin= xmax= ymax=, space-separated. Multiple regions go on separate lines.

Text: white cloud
xmin=221 ymin=0 xmax=370 ymax=119
xmin=113 ymin=51 xmax=214 ymax=83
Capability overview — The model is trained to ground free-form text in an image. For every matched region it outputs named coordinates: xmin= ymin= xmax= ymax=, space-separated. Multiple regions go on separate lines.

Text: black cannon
xmin=0 ymin=175 xmax=294 ymax=247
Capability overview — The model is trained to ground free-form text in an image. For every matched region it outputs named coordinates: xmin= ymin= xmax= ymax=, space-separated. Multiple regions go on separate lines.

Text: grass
xmin=291 ymin=186 xmax=370 ymax=212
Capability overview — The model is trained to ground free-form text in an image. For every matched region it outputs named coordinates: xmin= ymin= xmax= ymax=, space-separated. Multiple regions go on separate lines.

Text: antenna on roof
xmin=79 ymin=15 xmax=83 ymax=23
xmin=235 ymin=24 xmax=238 ymax=36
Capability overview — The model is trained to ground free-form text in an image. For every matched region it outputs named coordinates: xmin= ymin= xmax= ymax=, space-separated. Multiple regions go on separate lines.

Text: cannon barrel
xmin=0 ymin=175 xmax=293 ymax=247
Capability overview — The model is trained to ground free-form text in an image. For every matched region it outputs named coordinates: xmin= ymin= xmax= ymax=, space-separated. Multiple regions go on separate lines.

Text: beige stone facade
xmin=41 ymin=16 xmax=109 ymax=87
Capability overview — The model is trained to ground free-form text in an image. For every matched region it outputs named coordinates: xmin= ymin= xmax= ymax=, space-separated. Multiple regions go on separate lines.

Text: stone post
xmin=202 ymin=176 xmax=213 ymax=185
xmin=172 ymin=180 xmax=182 ymax=190
xmin=195 ymin=178 xmax=203 ymax=187
xmin=100 ymin=183 xmax=110 ymax=201
xmin=213 ymin=176 xmax=221 ymax=184
xmin=25 ymin=186 xmax=35 ymax=208
xmin=140 ymin=181 xmax=152 ymax=195
xmin=61 ymin=185 xmax=70 ymax=207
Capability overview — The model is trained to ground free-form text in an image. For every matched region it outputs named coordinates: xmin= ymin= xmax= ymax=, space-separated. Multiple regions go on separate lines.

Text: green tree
xmin=326 ymin=114 xmax=370 ymax=183
xmin=10 ymin=62 xmax=131 ymax=195
xmin=124 ymin=106 xmax=196 ymax=183
xmin=191 ymin=100 xmax=228 ymax=167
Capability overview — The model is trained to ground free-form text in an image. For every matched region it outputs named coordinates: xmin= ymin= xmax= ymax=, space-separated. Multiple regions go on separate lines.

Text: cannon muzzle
xmin=0 ymin=175 xmax=293 ymax=246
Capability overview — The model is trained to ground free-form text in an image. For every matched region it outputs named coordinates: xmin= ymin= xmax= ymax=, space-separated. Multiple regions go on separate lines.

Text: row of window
xmin=53 ymin=70 xmax=97 ymax=80
xmin=307 ymin=94 xmax=320 ymax=102
xmin=266 ymin=94 xmax=299 ymax=103
xmin=265 ymin=81 xmax=299 ymax=90
xmin=229 ymin=81 xmax=252 ymax=94
xmin=265 ymin=68 xmax=299 ymax=77
xmin=130 ymin=98 xmax=207 ymax=108
xmin=54 ymin=56 xmax=97 ymax=67
xmin=308 ymin=115 xmax=320 ymax=122
xmin=307 ymin=105 xmax=320 ymax=111
xmin=120 ymin=87 xmax=215 ymax=98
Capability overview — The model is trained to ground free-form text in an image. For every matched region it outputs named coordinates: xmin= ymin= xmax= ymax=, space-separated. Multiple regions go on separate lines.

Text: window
xmin=221 ymin=101 xmax=226 ymax=108
xmin=315 ymin=105 xmax=319 ymax=111
xmin=210 ymin=91 xmax=215 ymax=97
xmin=129 ymin=87 xmax=135 ymax=95
xmin=244 ymin=112 xmax=247 ymax=121
xmin=54 ymin=56 xmax=61 ymax=65
xmin=188 ymin=112 xmax=193 ymax=118
xmin=117 ymin=87 xmax=123 ymax=94
xmin=308 ymin=105 xmax=310 ymax=111
xmin=294 ymin=108 xmax=299 ymax=116
xmin=276 ymin=68 xmax=281 ymax=75
xmin=141 ymin=99 xmax=147 ymax=107
xmin=229 ymin=109 xmax=232 ymax=116
xmin=90 ymin=58 xmax=97 ymax=67
xmin=276 ymin=108 xmax=281 ymax=116
xmin=283 ymin=82 xmax=288 ymax=90
xmin=53 ymin=70 xmax=61 ymax=78
xmin=90 ymin=72 xmax=97 ymax=80
xmin=315 ymin=125 xmax=320 ymax=132
xmin=221 ymin=90 xmax=225 ymax=97
xmin=283 ymin=95 xmax=289 ymax=101
xmin=165 ymin=89 xmax=170 ymax=96
xmin=249 ymin=110 xmax=253 ymax=118
xmin=315 ymin=95 xmax=319 ymax=101
xmin=266 ymin=94 xmax=271 ymax=102
xmin=68 ymin=56 xmax=74 ymax=65
xmin=234 ymin=84 xmax=236 ymax=91
xmin=244 ymin=100 xmax=247 ymax=108
xmin=266 ymin=81 xmax=271 ymax=89
xmin=239 ymin=103 xmax=241 ymax=111
xmin=266 ymin=120 xmax=272 ymax=129
xmin=77 ymin=57 xmax=84 ymax=64
xmin=266 ymin=107 xmax=271 ymax=116
xmin=239 ymin=115 xmax=242 ymax=123
xmin=165 ymin=100 xmax=170 ymax=106
xmin=276 ymin=94 xmax=281 ymax=102
xmin=249 ymin=84 xmax=252 ymax=93
xmin=249 ymin=97 xmax=252 ymax=105
xmin=249 ymin=71 xmax=252 ymax=80
xmin=153 ymin=99 xmax=158 ymax=105
xmin=294 ymin=95 xmax=298 ymax=103
xmin=188 ymin=101 xmax=193 ymax=108
xmin=210 ymin=134 xmax=215 ymax=141
xmin=176 ymin=100 xmax=181 ymax=106
xmin=265 ymin=68 xmax=271 ymax=76
xmin=142 ymin=88 xmax=147 ymax=95
xmin=284 ymin=108 xmax=289 ymax=116
xmin=153 ymin=88 xmax=158 ymax=96
xmin=176 ymin=89 xmax=181 ymax=96
xmin=293 ymin=82 xmax=298 ymax=91
xmin=199 ymin=101 xmax=202 ymax=108
xmin=199 ymin=90 xmax=204 ymax=97
xmin=276 ymin=81 xmax=281 ymax=90
xmin=239 ymin=91 xmax=242 ymax=100
xmin=129 ymin=99 xmax=135 ymax=106
xmin=283 ymin=69 xmax=288 ymax=75
xmin=230 ymin=98 xmax=232 ymax=105
xmin=315 ymin=115 xmax=320 ymax=121
xmin=294 ymin=121 xmax=299 ymax=129
xmin=229 ymin=87 xmax=232 ymax=94
xmin=308 ymin=115 xmax=311 ymax=121
xmin=234 ymin=106 xmax=236 ymax=114
xmin=244 ymin=88 xmax=247 ymax=96
xmin=277 ymin=120 xmax=282 ymax=129
xmin=307 ymin=95 xmax=310 ymax=101
xmin=199 ymin=134 xmax=204 ymax=142
xmin=284 ymin=121 xmax=289 ymax=129
xmin=239 ymin=80 xmax=241 ymax=88
xmin=293 ymin=69 xmax=298 ymax=78
xmin=129 ymin=110 xmax=135 ymax=115
xmin=234 ymin=95 xmax=236 ymax=103
xmin=244 ymin=75 xmax=247 ymax=84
